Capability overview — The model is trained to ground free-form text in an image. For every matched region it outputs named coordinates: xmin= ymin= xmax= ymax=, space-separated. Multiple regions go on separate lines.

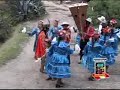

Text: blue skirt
xmin=82 ymin=53 xmax=102 ymax=73
xmin=46 ymin=53 xmax=71 ymax=78
xmin=101 ymin=47 xmax=115 ymax=65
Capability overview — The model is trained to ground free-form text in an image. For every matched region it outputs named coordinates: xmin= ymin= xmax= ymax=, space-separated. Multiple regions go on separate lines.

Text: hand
xmin=34 ymin=56 xmax=37 ymax=60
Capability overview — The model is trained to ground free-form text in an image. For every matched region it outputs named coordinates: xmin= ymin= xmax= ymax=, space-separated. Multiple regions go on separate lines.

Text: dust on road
xmin=0 ymin=1 xmax=120 ymax=89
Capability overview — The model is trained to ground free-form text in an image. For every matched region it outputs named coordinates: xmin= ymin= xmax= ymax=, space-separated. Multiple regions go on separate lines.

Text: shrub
xmin=0 ymin=18 xmax=12 ymax=43
xmin=5 ymin=0 xmax=46 ymax=25
xmin=87 ymin=0 xmax=120 ymax=26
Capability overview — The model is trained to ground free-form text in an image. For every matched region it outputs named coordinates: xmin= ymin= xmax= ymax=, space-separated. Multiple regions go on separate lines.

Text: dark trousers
xmin=79 ymin=39 xmax=89 ymax=60
xmin=67 ymin=55 xmax=70 ymax=66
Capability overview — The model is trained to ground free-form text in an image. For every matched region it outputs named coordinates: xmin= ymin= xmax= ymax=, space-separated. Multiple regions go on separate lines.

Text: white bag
xmin=73 ymin=44 xmax=81 ymax=54
xmin=51 ymin=37 xmax=57 ymax=44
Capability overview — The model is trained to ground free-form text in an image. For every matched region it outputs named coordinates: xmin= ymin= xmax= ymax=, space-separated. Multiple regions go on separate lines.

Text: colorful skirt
xmin=82 ymin=53 xmax=102 ymax=73
xmin=46 ymin=53 xmax=71 ymax=78
xmin=101 ymin=46 xmax=115 ymax=66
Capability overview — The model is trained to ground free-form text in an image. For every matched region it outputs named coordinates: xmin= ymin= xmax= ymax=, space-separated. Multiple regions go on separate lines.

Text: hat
xmin=61 ymin=22 xmax=69 ymax=26
xmin=98 ymin=16 xmax=106 ymax=23
xmin=54 ymin=19 xmax=60 ymax=22
xmin=86 ymin=18 xmax=92 ymax=23
xmin=110 ymin=19 xmax=117 ymax=24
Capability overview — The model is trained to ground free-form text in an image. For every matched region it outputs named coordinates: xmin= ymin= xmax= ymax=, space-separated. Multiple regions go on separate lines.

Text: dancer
xmin=79 ymin=18 xmax=95 ymax=64
xmin=60 ymin=22 xmax=71 ymax=65
xmin=109 ymin=19 xmax=120 ymax=56
xmin=82 ymin=33 xmax=103 ymax=81
xmin=97 ymin=16 xmax=107 ymax=34
xmin=46 ymin=31 xmax=80 ymax=88
xmin=28 ymin=20 xmax=43 ymax=52
xmin=34 ymin=22 xmax=48 ymax=73
xmin=100 ymin=19 xmax=120 ymax=72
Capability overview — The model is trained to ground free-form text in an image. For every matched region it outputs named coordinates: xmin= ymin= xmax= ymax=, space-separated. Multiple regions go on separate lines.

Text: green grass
xmin=0 ymin=24 xmax=29 ymax=66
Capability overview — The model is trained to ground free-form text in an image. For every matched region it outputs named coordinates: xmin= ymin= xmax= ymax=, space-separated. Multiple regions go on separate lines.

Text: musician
xmin=79 ymin=18 xmax=95 ymax=64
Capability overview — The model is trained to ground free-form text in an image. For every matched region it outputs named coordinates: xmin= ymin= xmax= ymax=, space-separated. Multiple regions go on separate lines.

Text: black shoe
xmin=88 ymin=76 xmax=95 ymax=81
xmin=60 ymin=82 xmax=64 ymax=85
xmin=51 ymin=78 xmax=57 ymax=81
xmin=40 ymin=69 xmax=46 ymax=73
xmin=78 ymin=61 xmax=82 ymax=64
xmin=46 ymin=77 xmax=52 ymax=81
xmin=56 ymin=84 xmax=64 ymax=88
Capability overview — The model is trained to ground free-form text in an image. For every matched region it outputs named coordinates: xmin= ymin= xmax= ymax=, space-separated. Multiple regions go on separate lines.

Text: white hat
xmin=61 ymin=22 xmax=69 ymax=26
xmin=98 ymin=16 xmax=106 ymax=23
xmin=86 ymin=18 xmax=92 ymax=23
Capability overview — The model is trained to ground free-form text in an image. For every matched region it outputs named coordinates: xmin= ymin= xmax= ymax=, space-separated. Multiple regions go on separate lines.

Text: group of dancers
xmin=76 ymin=16 xmax=120 ymax=80
xmin=27 ymin=16 xmax=120 ymax=88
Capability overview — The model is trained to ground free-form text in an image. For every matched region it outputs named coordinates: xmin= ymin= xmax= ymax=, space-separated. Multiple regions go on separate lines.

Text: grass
xmin=0 ymin=24 xmax=29 ymax=66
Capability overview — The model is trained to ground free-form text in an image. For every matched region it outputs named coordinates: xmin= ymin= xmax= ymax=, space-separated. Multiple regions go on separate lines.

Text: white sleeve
xmin=98 ymin=25 xmax=102 ymax=34
xmin=117 ymin=31 xmax=120 ymax=39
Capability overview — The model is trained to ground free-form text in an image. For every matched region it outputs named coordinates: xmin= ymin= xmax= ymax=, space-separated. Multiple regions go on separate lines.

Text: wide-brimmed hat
xmin=61 ymin=22 xmax=70 ymax=26
xmin=98 ymin=16 xmax=106 ymax=23
xmin=86 ymin=18 xmax=92 ymax=23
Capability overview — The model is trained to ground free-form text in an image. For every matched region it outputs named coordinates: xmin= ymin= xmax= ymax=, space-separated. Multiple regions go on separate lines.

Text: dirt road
xmin=0 ymin=1 xmax=120 ymax=89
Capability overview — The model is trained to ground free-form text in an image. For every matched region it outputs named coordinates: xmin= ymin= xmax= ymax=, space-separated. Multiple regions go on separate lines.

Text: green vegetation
xmin=0 ymin=0 xmax=46 ymax=44
xmin=0 ymin=0 xmax=46 ymax=65
xmin=0 ymin=24 xmax=29 ymax=65
xmin=88 ymin=0 xmax=120 ymax=26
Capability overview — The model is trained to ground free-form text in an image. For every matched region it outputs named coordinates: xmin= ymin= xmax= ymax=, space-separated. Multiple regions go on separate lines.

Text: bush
xmin=0 ymin=18 xmax=12 ymax=43
xmin=87 ymin=0 xmax=120 ymax=26
xmin=0 ymin=0 xmax=46 ymax=44
xmin=5 ymin=0 xmax=46 ymax=25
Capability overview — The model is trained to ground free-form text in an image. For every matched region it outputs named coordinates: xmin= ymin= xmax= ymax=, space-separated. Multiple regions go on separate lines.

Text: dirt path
xmin=0 ymin=1 xmax=120 ymax=89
